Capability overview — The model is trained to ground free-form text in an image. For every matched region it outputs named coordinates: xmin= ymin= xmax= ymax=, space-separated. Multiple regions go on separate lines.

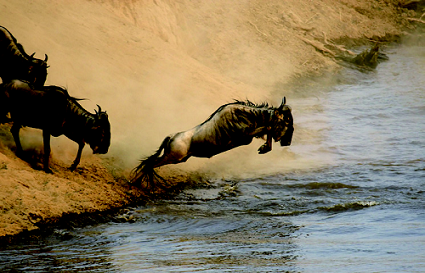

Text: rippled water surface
xmin=1 ymin=43 xmax=425 ymax=272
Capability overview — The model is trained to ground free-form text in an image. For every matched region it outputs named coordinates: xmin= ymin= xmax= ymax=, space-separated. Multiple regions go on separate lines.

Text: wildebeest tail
xmin=130 ymin=136 xmax=171 ymax=188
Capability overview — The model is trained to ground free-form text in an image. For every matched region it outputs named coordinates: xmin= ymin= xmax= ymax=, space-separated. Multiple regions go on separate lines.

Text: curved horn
xmin=278 ymin=97 xmax=286 ymax=110
xmin=44 ymin=54 xmax=48 ymax=62
xmin=97 ymin=104 xmax=102 ymax=114
xmin=30 ymin=52 xmax=35 ymax=58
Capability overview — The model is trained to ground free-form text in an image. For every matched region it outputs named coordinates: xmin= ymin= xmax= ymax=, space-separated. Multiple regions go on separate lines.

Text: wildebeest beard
xmin=131 ymin=99 xmax=294 ymax=189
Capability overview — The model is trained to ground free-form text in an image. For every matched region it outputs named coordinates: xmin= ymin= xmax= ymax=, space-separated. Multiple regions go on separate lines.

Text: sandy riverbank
xmin=0 ymin=0 xmax=421 ymax=238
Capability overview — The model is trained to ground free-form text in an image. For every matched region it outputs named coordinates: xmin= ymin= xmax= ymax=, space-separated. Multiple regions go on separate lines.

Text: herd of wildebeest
xmin=0 ymin=26 xmax=294 ymax=188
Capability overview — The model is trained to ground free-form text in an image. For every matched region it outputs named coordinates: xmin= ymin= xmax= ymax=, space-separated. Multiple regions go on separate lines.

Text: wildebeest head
xmin=28 ymin=53 xmax=49 ymax=88
xmin=272 ymin=97 xmax=294 ymax=146
xmin=88 ymin=105 xmax=111 ymax=154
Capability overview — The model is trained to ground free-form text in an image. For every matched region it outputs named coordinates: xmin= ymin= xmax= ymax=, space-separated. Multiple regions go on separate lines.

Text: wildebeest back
xmin=4 ymin=81 xmax=68 ymax=136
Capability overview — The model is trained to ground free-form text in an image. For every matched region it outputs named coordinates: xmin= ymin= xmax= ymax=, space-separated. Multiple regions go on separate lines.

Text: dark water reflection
xmin=1 ymin=233 xmax=118 ymax=272
xmin=1 ymin=41 xmax=425 ymax=272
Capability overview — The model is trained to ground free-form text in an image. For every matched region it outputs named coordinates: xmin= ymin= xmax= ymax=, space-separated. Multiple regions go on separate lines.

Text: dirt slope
xmin=0 ymin=0 xmax=417 ymax=237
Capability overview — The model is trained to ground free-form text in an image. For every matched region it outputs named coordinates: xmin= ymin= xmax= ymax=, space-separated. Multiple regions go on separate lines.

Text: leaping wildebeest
xmin=0 ymin=80 xmax=111 ymax=173
xmin=131 ymin=99 xmax=294 ymax=188
xmin=0 ymin=26 xmax=49 ymax=88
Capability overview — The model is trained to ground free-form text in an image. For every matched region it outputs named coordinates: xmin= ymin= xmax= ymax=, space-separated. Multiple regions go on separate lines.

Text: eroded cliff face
xmin=0 ymin=0 xmax=414 ymax=237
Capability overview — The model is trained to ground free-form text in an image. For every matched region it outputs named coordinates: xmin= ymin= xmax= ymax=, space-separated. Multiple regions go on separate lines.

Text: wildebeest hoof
xmin=69 ymin=165 xmax=77 ymax=172
xmin=258 ymin=144 xmax=271 ymax=154
xmin=44 ymin=168 xmax=53 ymax=174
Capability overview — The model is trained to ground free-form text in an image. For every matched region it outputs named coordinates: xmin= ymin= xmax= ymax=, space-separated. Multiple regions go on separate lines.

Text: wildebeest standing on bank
xmin=0 ymin=80 xmax=111 ymax=173
xmin=0 ymin=26 xmax=48 ymax=87
xmin=131 ymin=99 xmax=294 ymax=188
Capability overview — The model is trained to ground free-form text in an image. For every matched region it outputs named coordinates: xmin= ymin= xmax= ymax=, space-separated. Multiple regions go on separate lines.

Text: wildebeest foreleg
xmin=258 ymin=133 xmax=273 ymax=154
xmin=10 ymin=124 xmax=24 ymax=157
xmin=42 ymin=131 xmax=53 ymax=173
xmin=70 ymin=142 xmax=84 ymax=171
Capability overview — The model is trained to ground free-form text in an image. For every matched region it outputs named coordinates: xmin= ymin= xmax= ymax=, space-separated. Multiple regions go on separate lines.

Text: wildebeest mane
xmin=44 ymin=85 xmax=84 ymax=103
xmin=233 ymin=99 xmax=272 ymax=109
xmin=201 ymin=100 xmax=274 ymax=125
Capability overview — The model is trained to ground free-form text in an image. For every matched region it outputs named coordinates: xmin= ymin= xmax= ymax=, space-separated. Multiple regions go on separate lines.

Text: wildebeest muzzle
xmin=92 ymin=145 xmax=109 ymax=154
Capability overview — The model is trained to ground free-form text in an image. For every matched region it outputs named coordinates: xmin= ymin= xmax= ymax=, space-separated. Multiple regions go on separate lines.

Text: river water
xmin=1 ymin=41 xmax=425 ymax=272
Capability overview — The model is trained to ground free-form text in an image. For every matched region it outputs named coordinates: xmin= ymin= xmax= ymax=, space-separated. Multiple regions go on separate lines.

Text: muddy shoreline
xmin=0 ymin=173 xmax=204 ymax=246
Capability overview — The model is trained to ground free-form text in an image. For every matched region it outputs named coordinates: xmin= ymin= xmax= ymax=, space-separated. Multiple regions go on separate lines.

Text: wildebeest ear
xmin=30 ymin=52 xmax=35 ymax=58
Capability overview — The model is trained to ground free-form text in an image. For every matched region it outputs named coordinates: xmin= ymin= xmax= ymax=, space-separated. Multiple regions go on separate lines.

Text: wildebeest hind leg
xmin=145 ymin=155 xmax=173 ymax=188
xmin=131 ymin=149 xmax=170 ymax=190
xmin=143 ymin=153 xmax=190 ymax=191
xmin=10 ymin=124 xmax=24 ymax=157
xmin=42 ymin=131 xmax=53 ymax=173
xmin=131 ymin=136 xmax=191 ymax=190
xmin=153 ymin=144 xmax=191 ymax=168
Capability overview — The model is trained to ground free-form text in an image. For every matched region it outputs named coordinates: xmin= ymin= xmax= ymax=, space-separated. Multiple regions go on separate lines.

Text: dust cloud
xmin=0 ymin=0 xmax=404 ymax=181
xmin=0 ymin=0 xmax=330 ymax=180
